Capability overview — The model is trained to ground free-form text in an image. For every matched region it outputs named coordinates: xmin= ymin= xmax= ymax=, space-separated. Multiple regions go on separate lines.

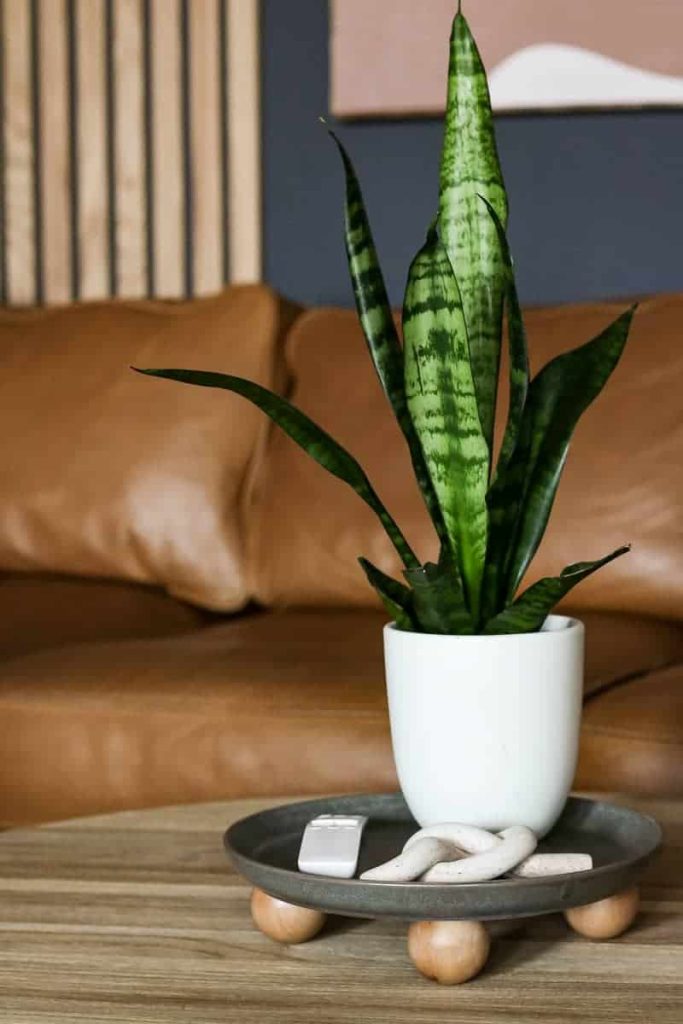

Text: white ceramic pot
xmin=384 ymin=615 xmax=584 ymax=837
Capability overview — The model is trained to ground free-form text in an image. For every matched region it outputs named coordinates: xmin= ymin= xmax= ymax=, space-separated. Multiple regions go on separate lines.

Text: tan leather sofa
xmin=0 ymin=286 xmax=681 ymax=826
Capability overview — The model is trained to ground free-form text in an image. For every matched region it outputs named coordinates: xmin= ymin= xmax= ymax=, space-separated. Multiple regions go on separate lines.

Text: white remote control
xmin=298 ymin=814 xmax=368 ymax=878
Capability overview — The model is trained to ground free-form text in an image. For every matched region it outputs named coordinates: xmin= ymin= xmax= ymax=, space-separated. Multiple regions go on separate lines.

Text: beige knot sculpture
xmin=360 ymin=822 xmax=593 ymax=883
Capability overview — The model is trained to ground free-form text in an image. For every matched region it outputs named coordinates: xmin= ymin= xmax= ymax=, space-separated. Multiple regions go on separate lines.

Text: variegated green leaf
xmin=483 ymin=547 xmax=630 ymax=634
xmin=135 ymin=368 xmax=419 ymax=569
xmin=479 ymin=196 xmax=529 ymax=620
xmin=358 ymin=557 xmax=417 ymax=631
xmin=497 ymin=306 xmax=635 ymax=602
xmin=480 ymin=196 xmax=529 ymax=479
xmin=404 ymin=558 xmax=474 ymax=635
xmin=328 ymin=130 xmax=448 ymax=547
xmin=439 ymin=11 xmax=509 ymax=453
xmin=403 ymin=227 xmax=489 ymax=621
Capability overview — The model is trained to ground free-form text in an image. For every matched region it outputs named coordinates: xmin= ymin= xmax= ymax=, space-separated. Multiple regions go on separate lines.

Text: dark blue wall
xmin=262 ymin=0 xmax=683 ymax=309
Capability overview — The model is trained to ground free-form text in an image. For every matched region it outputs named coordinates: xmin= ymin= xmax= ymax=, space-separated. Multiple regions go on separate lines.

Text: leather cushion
xmin=577 ymin=663 xmax=683 ymax=796
xmin=0 ymin=286 xmax=294 ymax=611
xmin=0 ymin=608 xmax=679 ymax=825
xmin=248 ymin=296 xmax=683 ymax=618
xmin=0 ymin=574 xmax=206 ymax=660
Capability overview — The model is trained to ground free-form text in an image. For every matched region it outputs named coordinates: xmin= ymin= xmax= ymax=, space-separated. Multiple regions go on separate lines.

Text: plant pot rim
xmin=384 ymin=613 xmax=583 ymax=643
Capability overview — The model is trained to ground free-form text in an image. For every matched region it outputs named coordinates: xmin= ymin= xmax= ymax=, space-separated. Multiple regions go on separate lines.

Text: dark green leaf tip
xmin=476 ymin=193 xmax=507 ymax=237
xmin=132 ymin=367 xmax=184 ymax=381
xmin=425 ymin=216 xmax=439 ymax=244
xmin=325 ymin=127 xmax=352 ymax=173
xmin=561 ymin=544 xmax=631 ymax=578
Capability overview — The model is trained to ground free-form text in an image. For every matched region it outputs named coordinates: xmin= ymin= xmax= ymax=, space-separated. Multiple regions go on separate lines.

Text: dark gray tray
xmin=224 ymin=794 xmax=661 ymax=922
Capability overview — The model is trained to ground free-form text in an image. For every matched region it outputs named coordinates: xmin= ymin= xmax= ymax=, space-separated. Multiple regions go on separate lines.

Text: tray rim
xmin=224 ymin=793 xmax=662 ymax=920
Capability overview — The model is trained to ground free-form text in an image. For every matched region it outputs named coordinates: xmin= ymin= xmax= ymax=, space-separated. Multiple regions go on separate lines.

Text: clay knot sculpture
xmin=360 ymin=822 xmax=592 ymax=883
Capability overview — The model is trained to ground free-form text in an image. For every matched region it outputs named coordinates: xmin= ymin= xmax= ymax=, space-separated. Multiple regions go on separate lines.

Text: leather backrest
xmin=247 ymin=295 xmax=683 ymax=620
xmin=0 ymin=285 xmax=296 ymax=611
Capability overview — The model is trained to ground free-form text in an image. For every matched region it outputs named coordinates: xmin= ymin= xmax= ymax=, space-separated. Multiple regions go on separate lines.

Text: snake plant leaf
xmin=438 ymin=11 xmax=509 ymax=453
xmin=483 ymin=546 xmax=630 ymax=635
xmin=403 ymin=226 xmax=490 ymax=622
xmin=404 ymin=558 xmax=475 ymax=635
xmin=328 ymin=130 xmax=448 ymax=547
xmin=134 ymin=368 xmax=419 ymax=569
xmin=480 ymin=196 xmax=529 ymax=480
xmin=478 ymin=197 xmax=529 ymax=621
xmin=499 ymin=305 xmax=636 ymax=602
xmin=358 ymin=557 xmax=417 ymax=631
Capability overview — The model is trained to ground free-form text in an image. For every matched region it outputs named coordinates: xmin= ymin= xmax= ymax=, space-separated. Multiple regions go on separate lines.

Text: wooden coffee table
xmin=0 ymin=795 xmax=680 ymax=1022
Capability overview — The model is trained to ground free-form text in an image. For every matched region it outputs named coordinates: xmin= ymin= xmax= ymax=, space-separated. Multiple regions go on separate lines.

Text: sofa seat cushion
xmin=0 ymin=285 xmax=295 ymax=611
xmin=577 ymin=664 xmax=683 ymax=796
xmin=0 ymin=574 xmax=206 ymax=660
xmin=0 ymin=609 xmax=680 ymax=825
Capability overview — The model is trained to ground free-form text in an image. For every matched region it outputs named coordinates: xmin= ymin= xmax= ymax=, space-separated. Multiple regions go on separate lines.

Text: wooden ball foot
xmin=564 ymin=886 xmax=639 ymax=940
xmin=407 ymin=920 xmax=490 ymax=984
xmin=250 ymin=888 xmax=326 ymax=944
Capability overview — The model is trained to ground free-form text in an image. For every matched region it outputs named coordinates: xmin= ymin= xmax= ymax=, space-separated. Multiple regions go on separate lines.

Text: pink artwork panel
xmin=331 ymin=0 xmax=683 ymax=117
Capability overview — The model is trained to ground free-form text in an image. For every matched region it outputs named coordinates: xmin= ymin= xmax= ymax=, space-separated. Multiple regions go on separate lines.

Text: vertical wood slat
xmin=179 ymin=0 xmax=191 ymax=297
xmin=38 ymin=0 xmax=70 ymax=304
xmin=3 ymin=0 xmax=36 ymax=304
xmin=141 ymin=0 xmax=153 ymax=295
xmin=113 ymin=0 xmax=146 ymax=297
xmin=150 ymin=0 xmax=183 ymax=298
xmin=227 ymin=0 xmax=261 ymax=284
xmin=76 ymin=0 xmax=108 ymax=300
xmin=218 ymin=0 xmax=228 ymax=284
xmin=189 ymin=0 xmax=221 ymax=296
xmin=0 ymin=0 xmax=5 ymax=303
xmin=29 ymin=0 xmax=43 ymax=301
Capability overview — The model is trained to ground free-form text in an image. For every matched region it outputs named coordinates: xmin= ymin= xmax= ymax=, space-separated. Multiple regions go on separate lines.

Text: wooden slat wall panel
xmin=38 ymin=0 xmax=70 ymax=303
xmin=189 ymin=0 xmax=222 ymax=297
xmin=76 ymin=0 xmax=110 ymax=300
xmin=113 ymin=0 xmax=146 ymax=297
xmin=149 ymin=0 xmax=183 ymax=298
xmin=227 ymin=0 xmax=260 ymax=284
xmin=3 ymin=0 xmax=35 ymax=304
xmin=0 ymin=0 xmax=261 ymax=306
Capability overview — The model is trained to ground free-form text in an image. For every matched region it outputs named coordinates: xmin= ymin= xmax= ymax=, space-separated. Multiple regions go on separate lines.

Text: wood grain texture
xmin=76 ymin=0 xmax=109 ymax=300
xmin=227 ymin=0 xmax=261 ymax=284
xmin=189 ymin=0 xmax=222 ymax=296
xmin=0 ymin=794 xmax=680 ymax=1021
xmin=113 ymin=0 xmax=146 ymax=298
xmin=2 ymin=0 xmax=35 ymax=305
xmin=38 ymin=0 xmax=71 ymax=304
xmin=149 ymin=0 xmax=183 ymax=298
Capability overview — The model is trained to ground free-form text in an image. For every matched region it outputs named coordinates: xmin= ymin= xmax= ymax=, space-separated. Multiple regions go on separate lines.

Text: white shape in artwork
xmin=489 ymin=43 xmax=683 ymax=111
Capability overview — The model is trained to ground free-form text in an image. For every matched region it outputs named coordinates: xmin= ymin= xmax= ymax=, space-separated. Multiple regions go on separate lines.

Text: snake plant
xmin=136 ymin=10 xmax=633 ymax=635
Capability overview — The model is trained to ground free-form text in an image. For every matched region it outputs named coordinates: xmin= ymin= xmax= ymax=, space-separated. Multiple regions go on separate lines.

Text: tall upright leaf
xmin=135 ymin=368 xmax=419 ymax=569
xmin=479 ymin=196 xmax=529 ymax=620
xmin=438 ymin=11 xmax=509 ymax=454
xmin=403 ymin=228 xmax=489 ymax=621
xmin=328 ymin=130 xmax=448 ymax=547
xmin=487 ymin=306 xmax=635 ymax=606
xmin=484 ymin=547 xmax=630 ymax=635
xmin=480 ymin=197 xmax=529 ymax=480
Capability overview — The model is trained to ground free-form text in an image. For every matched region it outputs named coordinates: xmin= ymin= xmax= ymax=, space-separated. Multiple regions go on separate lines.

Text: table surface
xmin=0 ymin=794 xmax=680 ymax=1024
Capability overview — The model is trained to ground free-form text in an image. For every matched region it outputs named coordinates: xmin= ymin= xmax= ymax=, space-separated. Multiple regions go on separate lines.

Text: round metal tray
xmin=224 ymin=794 xmax=661 ymax=921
